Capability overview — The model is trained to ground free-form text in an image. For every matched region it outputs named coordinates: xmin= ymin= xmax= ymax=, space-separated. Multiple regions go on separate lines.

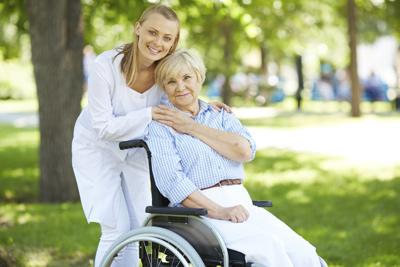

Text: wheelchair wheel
xmin=100 ymin=226 xmax=205 ymax=267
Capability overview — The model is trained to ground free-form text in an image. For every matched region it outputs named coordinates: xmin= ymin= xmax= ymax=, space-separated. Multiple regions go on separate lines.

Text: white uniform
xmin=72 ymin=49 xmax=166 ymax=228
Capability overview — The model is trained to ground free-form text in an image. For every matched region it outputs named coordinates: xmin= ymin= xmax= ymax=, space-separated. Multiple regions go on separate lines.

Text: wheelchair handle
xmin=119 ymin=139 xmax=150 ymax=152
xmin=119 ymin=139 xmax=170 ymax=207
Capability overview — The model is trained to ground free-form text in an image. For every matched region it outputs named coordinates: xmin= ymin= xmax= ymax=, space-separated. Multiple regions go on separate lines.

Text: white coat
xmin=72 ymin=49 xmax=167 ymax=228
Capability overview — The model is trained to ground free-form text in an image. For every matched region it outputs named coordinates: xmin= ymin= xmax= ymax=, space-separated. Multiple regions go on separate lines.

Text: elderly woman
xmin=144 ymin=49 xmax=321 ymax=267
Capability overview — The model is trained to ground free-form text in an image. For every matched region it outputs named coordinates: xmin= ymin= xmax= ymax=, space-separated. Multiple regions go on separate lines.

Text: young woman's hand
xmin=152 ymin=105 xmax=193 ymax=134
xmin=208 ymin=102 xmax=233 ymax=114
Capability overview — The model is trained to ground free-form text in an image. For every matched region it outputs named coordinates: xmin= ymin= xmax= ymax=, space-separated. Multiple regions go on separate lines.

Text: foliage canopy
xmin=1 ymin=0 xmax=399 ymax=75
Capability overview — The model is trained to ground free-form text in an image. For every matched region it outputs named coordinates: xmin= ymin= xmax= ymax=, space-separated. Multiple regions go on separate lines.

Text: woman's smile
xmin=177 ymin=93 xmax=190 ymax=98
xmin=147 ymin=45 xmax=160 ymax=55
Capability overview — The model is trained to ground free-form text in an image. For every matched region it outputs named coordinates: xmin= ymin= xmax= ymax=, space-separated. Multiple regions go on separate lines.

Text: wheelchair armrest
xmin=253 ymin=201 xmax=273 ymax=207
xmin=146 ymin=206 xmax=208 ymax=216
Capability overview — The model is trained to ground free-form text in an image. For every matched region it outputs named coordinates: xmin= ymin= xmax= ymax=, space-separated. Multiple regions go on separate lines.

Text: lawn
xmin=0 ymin=124 xmax=100 ymax=267
xmin=244 ymin=149 xmax=400 ymax=267
xmin=0 ymin=103 xmax=399 ymax=266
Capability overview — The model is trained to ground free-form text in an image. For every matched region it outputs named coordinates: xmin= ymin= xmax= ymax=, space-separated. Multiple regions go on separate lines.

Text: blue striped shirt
xmin=145 ymin=99 xmax=256 ymax=205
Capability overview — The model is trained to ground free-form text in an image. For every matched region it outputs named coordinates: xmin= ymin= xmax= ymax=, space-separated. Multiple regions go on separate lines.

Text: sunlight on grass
xmin=244 ymin=148 xmax=400 ymax=267
xmin=371 ymin=215 xmax=398 ymax=234
xmin=1 ymin=128 xmax=39 ymax=145
xmin=0 ymin=125 xmax=39 ymax=202
xmin=25 ymin=251 xmax=52 ymax=267
xmin=285 ymin=189 xmax=311 ymax=204
xmin=17 ymin=211 xmax=40 ymax=225
xmin=3 ymin=168 xmax=28 ymax=178
xmin=4 ymin=189 xmax=15 ymax=201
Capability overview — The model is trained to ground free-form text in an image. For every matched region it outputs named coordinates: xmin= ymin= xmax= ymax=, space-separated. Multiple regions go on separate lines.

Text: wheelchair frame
xmin=99 ymin=139 xmax=327 ymax=267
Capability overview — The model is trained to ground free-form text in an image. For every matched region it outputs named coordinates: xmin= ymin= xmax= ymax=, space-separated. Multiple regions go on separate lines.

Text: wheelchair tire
xmin=100 ymin=226 xmax=205 ymax=267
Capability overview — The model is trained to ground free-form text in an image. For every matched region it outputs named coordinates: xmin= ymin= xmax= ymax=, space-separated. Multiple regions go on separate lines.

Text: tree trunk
xmin=295 ymin=55 xmax=304 ymax=110
xmin=221 ymin=18 xmax=233 ymax=106
xmin=348 ymin=0 xmax=361 ymax=117
xmin=260 ymin=45 xmax=267 ymax=72
xmin=26 ymin=0 xmax=83 ymax=202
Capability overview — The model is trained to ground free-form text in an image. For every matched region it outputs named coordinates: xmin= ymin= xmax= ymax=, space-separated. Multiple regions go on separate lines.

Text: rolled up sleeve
xmin=221 ymin=110 xmax=257 ymax=161
xmin=145 ymin=122 xmax=198 ymax=205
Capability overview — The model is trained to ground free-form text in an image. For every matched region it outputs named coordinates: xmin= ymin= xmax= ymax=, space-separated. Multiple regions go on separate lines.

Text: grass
xmin=0 ymin=203 xmax=100 ymax=267
xmin=244 ymin=149 xmax=400 ymax=267
xmin=0 ymin=124 xmax=99 ymax=267
xmin=0 ymin=125 xmax=39 ymax=203
xmin=0 ymin=98 xmax=399 ymax=266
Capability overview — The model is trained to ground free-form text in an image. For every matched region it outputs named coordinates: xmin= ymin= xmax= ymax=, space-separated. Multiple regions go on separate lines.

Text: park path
xmin=247 ymin=123 xmax=399 ymax=164
xmin=0 ymin=112 xmax=38 ymax=128
xmin=233 ymin=107 xmax=400 ymax=164
xmin=1 ymin=108 xmax=399 ymax=164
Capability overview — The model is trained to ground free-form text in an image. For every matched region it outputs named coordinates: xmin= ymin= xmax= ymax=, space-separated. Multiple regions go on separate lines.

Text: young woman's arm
xmin=208 ymin=102 xmax=233 ymax=113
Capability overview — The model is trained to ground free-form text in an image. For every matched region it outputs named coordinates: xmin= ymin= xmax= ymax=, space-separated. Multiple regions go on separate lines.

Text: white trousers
xmin=94 ymin=173 xmax=149 ymax=267
xmin=73 ymin=137 xmax=151 ymax=267
xmin=200 ymin=185 xmax=321 ymax=267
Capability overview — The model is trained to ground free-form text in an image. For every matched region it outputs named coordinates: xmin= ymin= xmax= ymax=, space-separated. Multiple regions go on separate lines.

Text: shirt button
xmin=140 ymin=95 xmax=145 ymax=99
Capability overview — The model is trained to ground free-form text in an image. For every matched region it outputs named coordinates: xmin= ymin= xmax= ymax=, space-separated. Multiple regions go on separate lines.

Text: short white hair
xmin=155 ymin=49 xmax=206 ymax=91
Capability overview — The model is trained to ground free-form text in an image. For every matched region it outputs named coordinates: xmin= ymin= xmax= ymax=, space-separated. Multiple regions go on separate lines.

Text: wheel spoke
xmin=157 ymin=242 xmax=162 ymax=267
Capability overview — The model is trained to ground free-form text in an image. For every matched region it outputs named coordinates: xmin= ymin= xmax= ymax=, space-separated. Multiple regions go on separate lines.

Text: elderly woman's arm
xmin=187 ymin=123 xmax=252 ymax=162
xmin=182 ymin=190 xmax=249 ymax=223
xmin=152 ymin=105 xmax=253 ymax=162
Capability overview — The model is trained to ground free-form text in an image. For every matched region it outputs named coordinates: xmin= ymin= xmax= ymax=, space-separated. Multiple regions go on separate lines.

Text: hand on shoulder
xmin=208 ymin=102 xmax=233 ymax=114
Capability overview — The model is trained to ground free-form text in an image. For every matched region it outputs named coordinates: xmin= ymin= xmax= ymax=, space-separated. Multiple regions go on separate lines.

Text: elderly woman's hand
xmin=218 ymin=205 xmax=249 ymax=223
xmin=152 ymin=105 xmax=194 ymax=134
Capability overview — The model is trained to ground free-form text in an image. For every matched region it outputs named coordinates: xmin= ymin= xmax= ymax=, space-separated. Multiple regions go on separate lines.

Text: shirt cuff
xmin=168 ymin=178 xmax=198 ymax=205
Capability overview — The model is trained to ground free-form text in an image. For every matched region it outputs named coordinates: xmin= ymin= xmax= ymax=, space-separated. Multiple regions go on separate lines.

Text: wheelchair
xmin=100 ymin=139 xmax=328 ymax=267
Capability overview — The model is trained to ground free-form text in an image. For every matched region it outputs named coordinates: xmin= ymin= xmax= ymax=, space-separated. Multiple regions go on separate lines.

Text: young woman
xmin=72 ymin=5 xmax=229 ymax=267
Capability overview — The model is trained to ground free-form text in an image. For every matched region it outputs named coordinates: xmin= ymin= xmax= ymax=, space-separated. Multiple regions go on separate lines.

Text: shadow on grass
xmin=244 ymin=149 xmax=400 ymax=267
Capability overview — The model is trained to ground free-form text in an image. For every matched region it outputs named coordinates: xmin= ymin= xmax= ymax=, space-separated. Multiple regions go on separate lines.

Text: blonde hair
xmin=114 ymin=5 xmax=180 ymax=88
xmin=154 ymin=49 xmax=206 ymax=91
